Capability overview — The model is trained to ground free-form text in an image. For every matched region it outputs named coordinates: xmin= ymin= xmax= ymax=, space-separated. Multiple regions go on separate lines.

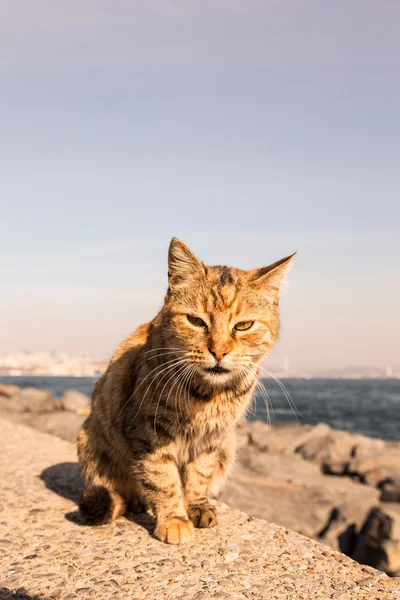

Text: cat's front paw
xmin=154 ymin=516 xmax=194 ymax=544
xmin=188 ymin=504 xmax=218 ymax=528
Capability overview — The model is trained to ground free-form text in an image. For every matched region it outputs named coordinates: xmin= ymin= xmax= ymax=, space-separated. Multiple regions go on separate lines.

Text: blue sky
xmin=1 ymin=1 xmax=399 ymax=369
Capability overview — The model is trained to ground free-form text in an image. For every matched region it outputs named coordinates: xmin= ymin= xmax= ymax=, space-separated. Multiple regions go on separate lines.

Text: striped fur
xmin=77 ymin=238 xmax=295 ymax=544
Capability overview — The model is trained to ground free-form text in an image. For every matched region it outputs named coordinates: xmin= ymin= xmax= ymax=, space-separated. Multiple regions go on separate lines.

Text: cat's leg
xmin=138 ymin=448 xmax=194 ymax=544
xmin=184 ymin=450 xmax=220 ymax=529
xmin=185 ymin=440 xmax=235 ymax=528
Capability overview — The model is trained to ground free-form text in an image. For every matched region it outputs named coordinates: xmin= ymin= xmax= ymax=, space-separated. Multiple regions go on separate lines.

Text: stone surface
xmin=0 ymin=384 xmax=21 ymax=398
xmin=2 ymin=388 xmax=55 ymax=413
xmin=220 ymin=455 xmax=379 ymax=546
xmin=0 ymin=396 xmax=25 ymax=414
xmin=237 ymin=421 xmax=312 ymax=453
xmin=228 ymin=424 xmax=400 ymax=570
xmin=297 ymin=429 xmax=381 ymax=474
xmin=0 ymin=410 xmax=84 ymax=444
xmin=29 ymin=411 xmax=86 ymax=443
xmin=61 ymin=391 xmax=91 ymax=414
xmin=232 ymin=445 xmax=379 ymax=519
xmin=351 ymin=453 xmax=400 ymax=499
xmin=1 ymin=420 xmax=399 ymax=599
xmin=238 ymin=420 xmax=400 ymax=496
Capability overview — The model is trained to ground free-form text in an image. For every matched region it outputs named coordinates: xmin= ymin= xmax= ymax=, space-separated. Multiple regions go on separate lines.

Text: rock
xmin=236 ymin=443 xmax=323 ymax=483
xmin=351 ymin=507 xmax=397 ymax=574
xmin=380 ymin=474 xmax=400 ymax=503
xmin=284 ymin=422 xmax=331 ymax=455
xmin=237 ymin=421 xmax=312 ymax=453
xmin=29 ymin=411 xmax=86 ymax=442
xmin=349 ymin=453 xmax=400 ymax=499
xmin=297 ymin=428 xmax=386 ymax=475
xmin=381 ymin=504 xmax=400 ymax=575
xmin=61 ymin=390 xmax=91 ymax=413
xmin=6 ymin=388 xmax=56 ymax=413
xmin=0 ymin=395 xmax=26 ymax=413
xmin=0 ymin=384 xmax=21 ymax=397
xmin=296 ymin=429 xmax=354 ymax=473
xmin=220 ymin=446 xmax=380 ymax=550
xmin=1 ymin=419 xmax=399 ymax=600
xmin=220 ymin=467 xmax=335 ymax=540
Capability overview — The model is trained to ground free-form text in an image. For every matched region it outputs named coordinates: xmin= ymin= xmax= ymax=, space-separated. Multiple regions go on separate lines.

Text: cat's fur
xmin=77 ymin=238 xmax=295 ymax=544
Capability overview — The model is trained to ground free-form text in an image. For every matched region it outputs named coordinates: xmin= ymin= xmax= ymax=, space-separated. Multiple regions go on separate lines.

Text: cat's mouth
xmin=204 ymin=365 xmax=231 ymax=375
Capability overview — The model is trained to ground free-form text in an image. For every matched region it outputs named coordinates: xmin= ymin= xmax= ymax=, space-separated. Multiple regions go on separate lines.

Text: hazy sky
xmin=1 ymin=1 xmax=399 ymax=370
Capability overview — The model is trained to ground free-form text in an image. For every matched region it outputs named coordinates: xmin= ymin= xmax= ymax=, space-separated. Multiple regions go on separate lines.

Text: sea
xmin=1 ymin=376 xmax=399 ymax=442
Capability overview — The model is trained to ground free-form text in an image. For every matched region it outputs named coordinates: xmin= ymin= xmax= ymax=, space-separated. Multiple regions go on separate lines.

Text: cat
xmin=77 ymin=238 xmax=295 ymax=544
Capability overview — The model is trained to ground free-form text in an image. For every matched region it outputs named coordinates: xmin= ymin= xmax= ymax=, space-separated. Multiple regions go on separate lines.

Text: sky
xmin=1 ymin=1 xmax=399 ymax=370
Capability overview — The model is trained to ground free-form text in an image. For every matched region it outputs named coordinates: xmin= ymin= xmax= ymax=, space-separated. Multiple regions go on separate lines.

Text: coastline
xmin=2 ymin=375 xmax=400 ymax=441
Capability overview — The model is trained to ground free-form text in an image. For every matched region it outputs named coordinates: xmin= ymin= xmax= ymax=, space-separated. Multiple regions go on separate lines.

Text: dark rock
xmin=351 ymin=507 xmax=392 ymax=572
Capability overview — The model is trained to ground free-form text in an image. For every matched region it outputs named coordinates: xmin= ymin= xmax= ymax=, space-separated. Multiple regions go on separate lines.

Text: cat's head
xmin=162 ymin=238 xmax=295 ymax=389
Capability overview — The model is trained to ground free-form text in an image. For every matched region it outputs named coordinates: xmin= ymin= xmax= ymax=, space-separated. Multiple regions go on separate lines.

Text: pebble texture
xmin=0 ymin=420 xmax=399 ymax=600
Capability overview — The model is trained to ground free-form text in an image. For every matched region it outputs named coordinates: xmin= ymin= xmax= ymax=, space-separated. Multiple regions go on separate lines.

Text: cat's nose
xmin=208 ymin=347 xmax=229 ymax=361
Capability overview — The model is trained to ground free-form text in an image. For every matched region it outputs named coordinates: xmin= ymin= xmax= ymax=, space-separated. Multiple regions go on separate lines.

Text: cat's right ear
xmin=168 ymin=238 xmax=205 ymax=289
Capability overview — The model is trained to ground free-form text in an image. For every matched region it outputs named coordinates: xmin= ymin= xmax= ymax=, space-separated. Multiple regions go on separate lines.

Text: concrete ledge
xmin=0 ymin=420 xmax=399 ymax=600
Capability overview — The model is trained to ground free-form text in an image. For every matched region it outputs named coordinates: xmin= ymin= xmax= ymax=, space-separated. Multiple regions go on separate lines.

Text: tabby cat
xmin=77 ymin=238 xmax=295 ymax=544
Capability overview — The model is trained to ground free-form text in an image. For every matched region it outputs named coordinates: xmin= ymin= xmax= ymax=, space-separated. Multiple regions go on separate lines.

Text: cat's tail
xmin=79 ymin=486 xmax=126 ymax=525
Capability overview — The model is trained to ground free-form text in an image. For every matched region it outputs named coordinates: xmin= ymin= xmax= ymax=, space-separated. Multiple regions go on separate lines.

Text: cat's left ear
xmin=248 ymin=253 xmax=296 ymax=299
xmin=168 ymin=238 xmax=205 ymax=289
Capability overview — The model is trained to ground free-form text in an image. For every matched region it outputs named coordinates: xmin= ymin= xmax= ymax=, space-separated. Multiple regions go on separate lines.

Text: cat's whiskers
xmin=247 ymin=361 xmax=304 ymax=421
xmin=153 ymin=362 xmax=191 ymax=438
xmin=142 ymin=359 xmax=189 ymax=407
xmin=178 ymin=362 xmax=195 ymax=420
xmin=134 ymin=353 xmax=189 ymax=393
xmin=263 ymin=355 xmax=285 ymax=366
xmin=168 ymin=363 xmax=193 ymax=428
xmin=264 ymin=356 xmax=305 ymax=385
xmin=169 ymin=362 xmax=195 ymax=429
xmin=238 ymin=368 xmax=257 ymax=420
xmin=128 ymin=358 xmax=189 ymax=422
xmin=185 ymin=365 xmax=198 ymax=414
xmin=241 ymin=365 xmax=273 ymax=425
xmin=185 ymin=365 xmax=197 ymax=412
xmin=140 ymin=347 xmax=187 ymax=356
xmin=117 ymin=353 xmax=189 ymax=420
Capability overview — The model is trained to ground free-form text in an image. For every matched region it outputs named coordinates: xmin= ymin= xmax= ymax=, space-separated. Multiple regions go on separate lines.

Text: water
xmin=250 ymin=378 xmax=400 ymax=442
xmin=1 ymin=375 xmax=399 ymax=441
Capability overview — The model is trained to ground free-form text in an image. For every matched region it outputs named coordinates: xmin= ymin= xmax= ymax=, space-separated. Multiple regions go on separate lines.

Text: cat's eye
xmin=234 ymin=320 xmax=254 ymax=331
xmin=187 ymin=315 xmax=207 ymax=328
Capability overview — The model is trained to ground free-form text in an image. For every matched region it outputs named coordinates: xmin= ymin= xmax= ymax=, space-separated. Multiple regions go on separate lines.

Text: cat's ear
xmin=248 ymin=253 xmax=296 ymax=299
xmin=168 ymin=238 xmax=205 ymax=288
